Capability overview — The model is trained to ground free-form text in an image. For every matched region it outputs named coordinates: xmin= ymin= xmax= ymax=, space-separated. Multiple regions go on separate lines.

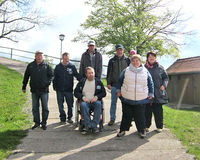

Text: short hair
xmin=35 ymin=51 xmax=43 ymax=56
xmin=85 ymin=66 xmax=94 ymax=74
xmin=131 ymin=54 xmax=142 ymax=62
xmin=62 ymin=52 xmax=69 ymax=58
xmin=147 ymin=51 xmax=156 ymax=58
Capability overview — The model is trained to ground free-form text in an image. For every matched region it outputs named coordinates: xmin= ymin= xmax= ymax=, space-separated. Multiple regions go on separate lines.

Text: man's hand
xmin=148 ymin=96 xmax=152 ymax=100
xmin=116 ymin=92 xmax=121 ymax=97
xmin=82 ymin=97 xmax=90 ymax=103
xmin=22 ymin=89 xmax=26 ymax=93
xmin=91 ymin=96 xmax=98 ymax=103
xmin=107 ymin=85 xmax=111 ymax=90
xmin=160 ymin=85 xmax=165 ymax=91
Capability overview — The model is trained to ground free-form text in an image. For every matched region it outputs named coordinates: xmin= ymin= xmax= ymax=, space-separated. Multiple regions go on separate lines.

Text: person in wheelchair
xmin=74 ymin=67 xmax=106 ymax=133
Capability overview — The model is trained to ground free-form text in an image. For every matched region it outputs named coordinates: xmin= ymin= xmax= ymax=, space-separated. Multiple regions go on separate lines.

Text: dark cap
xmin=88 ymin=40 xmax=95 ymax=46
xmin=147 ymin=51 xmax=157 ymax=58
xmin=116 ymin=44 xmax=124 ymax=50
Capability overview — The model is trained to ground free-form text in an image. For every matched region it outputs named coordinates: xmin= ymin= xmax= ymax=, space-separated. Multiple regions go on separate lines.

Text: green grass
xmin=101 ymin=78 xmax=107 ymax=86
xmin=0 ymin=64 xmax=31 ymax=159
xmin=164 ymin=105 xmax=200 ymax=160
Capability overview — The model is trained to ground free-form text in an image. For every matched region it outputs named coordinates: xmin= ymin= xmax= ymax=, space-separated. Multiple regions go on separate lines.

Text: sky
xmin=0 ymin=0 xmax=200 ymax=69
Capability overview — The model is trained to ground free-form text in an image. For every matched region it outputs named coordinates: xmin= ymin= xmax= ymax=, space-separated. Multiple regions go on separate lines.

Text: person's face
xmin=62 ymin=55 xmax=70 ymax=65
xmin=35 ymin=54 xmax=43 ymax=64
xmin=86 ymin=69 xmax=95 ymax=81
xmin=148 ymin=54 xmax=156 ymax=64
xmin=88 ymin=45 xmax=96 ymax=53
xmin=132 ymin=58 xmax=141 ymax=68
xmin=116 ymin=48 xmax=124 ymax=58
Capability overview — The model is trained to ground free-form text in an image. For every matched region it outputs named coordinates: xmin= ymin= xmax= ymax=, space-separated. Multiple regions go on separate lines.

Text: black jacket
xmin=145 ymin=63 xmax=169 ymax=104
xmin=79 ymin=49 xmax=102 ymax=79
xmin=107 ymin=55 xmax=130 ymax=87
xmin=22 ymin=60 xmax=53 ymax=93
xmin=74 ymin=78 xmax=106 ymax=100
xmin=53 ymin=62 xmax=81 ymax=92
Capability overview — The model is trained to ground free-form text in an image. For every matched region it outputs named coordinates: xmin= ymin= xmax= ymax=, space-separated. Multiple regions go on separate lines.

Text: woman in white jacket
xmin=116 ymin=54 xmax=154 ymax=138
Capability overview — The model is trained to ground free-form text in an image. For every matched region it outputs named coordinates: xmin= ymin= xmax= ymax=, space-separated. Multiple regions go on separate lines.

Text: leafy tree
xmin=73 ymin=0 xmax=192 ymax=57
xmin=0 ymin=0 xmax=50 ymax=42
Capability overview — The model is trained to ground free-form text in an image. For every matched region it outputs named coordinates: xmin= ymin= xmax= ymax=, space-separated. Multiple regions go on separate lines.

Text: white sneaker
xmin=156 ymin=128 xmax=162 ymax=133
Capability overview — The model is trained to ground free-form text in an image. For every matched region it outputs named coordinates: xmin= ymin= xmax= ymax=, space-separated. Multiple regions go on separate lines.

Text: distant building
xmin=167 ymin=56 xmax=200 ymax=105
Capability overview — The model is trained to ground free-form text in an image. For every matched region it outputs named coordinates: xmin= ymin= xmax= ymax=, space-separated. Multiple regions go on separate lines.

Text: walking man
xmin=53 ymin=52 xmax=81 ymax=123
xmin=22 ymin=51 xmax=53 ymax=130
xmin=107 ymin=44 xmax=130 ymax=126
xmin=79 ymin=40 xmax=102 ymax=79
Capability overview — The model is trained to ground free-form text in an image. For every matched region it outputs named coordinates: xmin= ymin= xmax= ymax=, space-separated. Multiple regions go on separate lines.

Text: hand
xmin=148 ymin=96 xmax=152 ymax=100
xmin=22 ymin=89 xmax=26 ymax=93
xmin=160 ymin=85 xmax=165 ymax=91
xmin=117 ymin=92 xmax=121 ymax=97
xmin=91 ymin=96 xmax=98 ymax=103
xmin=82 ymin=97 xmax=90 ymax=103
xmin=107 ymin=85 xmax=111 ymax=90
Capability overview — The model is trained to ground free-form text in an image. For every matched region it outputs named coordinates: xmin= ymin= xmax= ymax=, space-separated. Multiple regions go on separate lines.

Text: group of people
xmin=22 ymin=40 xmax=168 ymax=138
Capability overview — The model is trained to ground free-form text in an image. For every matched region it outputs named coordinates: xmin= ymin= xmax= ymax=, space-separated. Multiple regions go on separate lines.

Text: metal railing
xmin=0 ymin=45 xmax=107 ymax=78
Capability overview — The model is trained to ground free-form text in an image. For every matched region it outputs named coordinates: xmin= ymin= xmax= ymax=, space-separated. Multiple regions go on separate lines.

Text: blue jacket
xmin=53 ymin=62 xmax=81 ymax=92
xmin=117 ymin=65 xmax=154 ymax=105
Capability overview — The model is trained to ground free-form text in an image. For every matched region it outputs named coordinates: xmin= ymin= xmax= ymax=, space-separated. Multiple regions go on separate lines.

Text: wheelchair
xmin=75 ymin=99 xmax=105 ymax=132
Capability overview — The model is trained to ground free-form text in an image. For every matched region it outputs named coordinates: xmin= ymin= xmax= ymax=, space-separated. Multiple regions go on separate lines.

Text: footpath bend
xmin=0 ymin=57 xmax=195 ymax=160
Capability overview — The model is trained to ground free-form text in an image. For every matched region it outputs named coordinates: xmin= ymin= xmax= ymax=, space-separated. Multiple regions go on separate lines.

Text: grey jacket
xmin=79 ymin=49 xmax=102 ymax=79
xmin=145 ymin=63 xmax=169 ymax=104
xmin=107 ymin=55 xmax=130 ymax=87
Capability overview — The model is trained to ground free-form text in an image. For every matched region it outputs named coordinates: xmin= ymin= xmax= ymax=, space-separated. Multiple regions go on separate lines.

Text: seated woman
xmin=74 ymin=67 xmax=106 ymax=134
xmin=116 ymin=54 xmax=154 ymax=138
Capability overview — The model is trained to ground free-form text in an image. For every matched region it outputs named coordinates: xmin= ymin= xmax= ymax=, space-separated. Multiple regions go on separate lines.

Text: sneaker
xmin=108 ymin=120 xmax=115 ymax=126
xmin=92 ymin=128 xmax=99 ymax=134
xmin=31 ymin=124 xmax=40 ymax=130
xmin=139 ymin=131 xmax=146 ymax=138
xmin=145 ymin=128 xmax=149 ymax=132
xmin=67 ymin=119 xmax=73 ymax=124
xmin=117 ymin=131 xmax=125 ymax=137
xmin=156 ymin=128 xmax=162 ymax=133
xmin=60 ymin=121 xmax=66 ymax=124
xmin=41 ymin=125 xmax=47 ymax=130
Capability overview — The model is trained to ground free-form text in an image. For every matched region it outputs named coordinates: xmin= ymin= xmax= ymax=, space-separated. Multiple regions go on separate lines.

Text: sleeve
xmin=74 ymin=80 xmax=84 ymax=100
xmin=47 ymin=64 xmax=53 ymax=86
xmin=73 ymin=65 xmax=82 ymax=81
xmin=22 ymin=64 xmax=30 ymax=90
xmin=106 ymin=59 xmax=112 ymax=85
xmin=116 ymin=69 xmax=125 ymax=93
xmin=53 ymin=66 xmax=58 ymax=90
xmin=147 ymin=70 xmax=154 ymax=97
xmin=161 ymin=68 xmax=169 ymax=89
xmin=96 ymin=53 xmax=102 ymax=79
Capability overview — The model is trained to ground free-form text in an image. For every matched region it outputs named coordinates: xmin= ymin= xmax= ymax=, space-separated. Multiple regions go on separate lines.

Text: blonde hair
xmin=131 ymin=54 xmax=142 ymax=62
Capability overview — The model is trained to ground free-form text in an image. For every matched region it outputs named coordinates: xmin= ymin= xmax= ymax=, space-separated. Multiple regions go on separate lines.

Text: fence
xmin=0 ymin=45 xmax=107 ymax=78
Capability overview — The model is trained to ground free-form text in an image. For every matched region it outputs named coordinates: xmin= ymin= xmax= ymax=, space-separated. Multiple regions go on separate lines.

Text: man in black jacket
xmin=107 ymin=44 xmax=130 ymax=126
xmin=79 ymin=40 xmax=102 ymax=79
xmin=22 ymin=51 xmax=53 ymax=130
xmin=74 ymin=67 xmax=106 ymax=133
xmin=53 ymin=52 xmax=81 ymax=123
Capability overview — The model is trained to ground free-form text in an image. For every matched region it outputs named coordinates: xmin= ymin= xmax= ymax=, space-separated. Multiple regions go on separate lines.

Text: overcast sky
xmin=0 ymin=0 xmax=200 ymax=68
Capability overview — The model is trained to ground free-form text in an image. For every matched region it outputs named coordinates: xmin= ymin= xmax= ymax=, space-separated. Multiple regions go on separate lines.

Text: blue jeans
xmin=81 ymin=100 xmax=102 ymax=129
xmin=110 ymin=87 xmax=118 ymax=121
xmin=32 ymin=92 xmax=49 ymax=125
xmin=56 ymin=91 xmax=74 ymax=122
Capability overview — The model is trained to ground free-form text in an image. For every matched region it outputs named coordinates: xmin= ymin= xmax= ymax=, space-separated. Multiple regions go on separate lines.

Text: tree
xmin=73 ymin=0 xmax=192 ymax=57
xmin=0 ymin=0 xmax=50 ymax=42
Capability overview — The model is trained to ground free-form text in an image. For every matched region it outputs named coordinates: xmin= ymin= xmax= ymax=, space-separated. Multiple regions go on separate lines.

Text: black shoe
xmin=31 ymin=124 xmax=40 ymax=130
xmin=67 ymin=119 xmax=73 ymax=124
xmin=117 ymin=131 xmax=125 ymax=137
xmin=139 ymin=131 xmax=146 ymax=138
xmin=60 ymin=120 xmax=66 ymax=124
xmin=92 ymin=128 xmax=99 ymax=134
xmin=41 ymin=125 xmax=47 ymax=130
xmin=108 ymin=120 xmax=115 ymax=126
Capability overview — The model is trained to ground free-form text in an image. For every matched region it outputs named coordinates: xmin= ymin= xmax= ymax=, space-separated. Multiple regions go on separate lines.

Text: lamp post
xmin=59 ymin=34 xmax=65 ymax=62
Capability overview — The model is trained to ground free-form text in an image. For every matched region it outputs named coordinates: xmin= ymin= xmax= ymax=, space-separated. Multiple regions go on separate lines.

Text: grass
xmin=101 ymin=78 xmax=107 ymax=86
xmin=0 ymin=64 xmax=31 ymax=159
xmin=164 ymin=105 xmax=200 ymax=160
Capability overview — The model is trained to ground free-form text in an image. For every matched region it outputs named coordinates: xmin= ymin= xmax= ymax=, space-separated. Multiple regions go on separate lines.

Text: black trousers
xmin=120 ymin=103 xmax=146 ymax=133
xmin=145 ymin=103 xmax=163 ymax=129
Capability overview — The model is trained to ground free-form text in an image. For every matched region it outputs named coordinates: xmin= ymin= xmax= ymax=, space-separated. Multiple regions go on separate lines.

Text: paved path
xmin=0 ymin=57 xmax=195 ymax=160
